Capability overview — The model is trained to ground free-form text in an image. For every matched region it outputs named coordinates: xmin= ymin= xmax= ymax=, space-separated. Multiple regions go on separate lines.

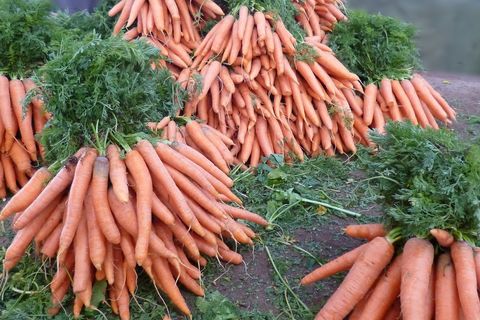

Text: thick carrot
xmin=104 ymin=243 xmax=114 ymax=285
xmin=391 ymin=80 xmax=418 ymax=125
xmin=9 ymin=140 xmax=32 ymax=174
xmin=107 ymin=145 xmax=129 ymax=203
xmin=358 ymin=255 xmax=402 ymax=320
xmin=411 ymin=75 xmax=448 ymax=121
xmin=108 ymin=0 xmax=126 ymax=16
xmin=1 ymin=167 xmax=52 ymax=220
xmin=127 ymin=0 xmax=145 ymax=26
xmin=91 ymin=156 xmax=121 ymax=244
xmin=400 ymin=237 xmax=435 ymax=320
xmin=84 ymin=190 xmax=106 ymax=270
xmin=125 ymin=147 xmax=152 ymax=266
xmin=73 ymin=215 xmax=90 ymax=294
xmin=236 ymin=6 xmax=248 ymax=40
xmin=435 ymin=253 xmax=459 ymax=320
xmin=152 ymin=256 xmax=191 ymax=315
xmin=0 ymin=76 xmax=18 ymax=151
xmin=13 ymin=154 xmax=80 ymax=230
xmin=316 ymin=237 xmax=394 ymax=319
xmin=10 ymin=79 xmax=36 ymax=160
xmin=59 ymin=149 xmax=97 ymax=256
xmin=451 ymin=241 xmax=480 ymax=320
xmin=315 ymin=51 xmax=358 ymax=81
xmin=108 ymin=188 xmax=138 ymax=238
xmin=475 ymin=248 xmax=480 ymax=289
xmin=211 ymin=15 xmax=235 ymax=53
xmin=151 ymin=192 xmax=175 ymax=225
xmin=301 ymin=243 xmax=367 ymax=285
xmin=40 ymin=221 xmax=63 ymax=258
xmin=344 ymin=224 xmax=386 ymax=240
xmin=401 ymin=79 xmax=430 ymax=128
xmin=363 ymin=84 xmax=378 ymax=125
xmin=430 ymin=228 xmax=455 ymax=247
xmin=1 ymin=153 xmax=18 ymax=194
xmin=113 ymin=0 xmax=134 ymax=34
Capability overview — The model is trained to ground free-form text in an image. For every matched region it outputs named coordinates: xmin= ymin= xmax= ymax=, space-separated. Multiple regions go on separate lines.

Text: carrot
xmin=237 ymin=6 xmax=248 ymax=40
xmin=113 ymin=0 xmax=134 ymax=34
xmin=125 ymin=264 xmax=137 ymax=294
xmin=35 ymin=197 xmax=66 ymax=243
xmin=315 ymin=51 xmax=358 ymax=81
xmin=85 ymin=190 xmax=106 ymax=270
xmin=296 ymin=61 xmax=326 ymax=100
xmin=108 ymin=188 xmax=138 ymax=238
xmin=1 ymin=153 xmax=18 ymax=194
xmin=9 ymin=141 xmax=32 ymax=176
xmin=0 ymin=76 xmax=18 ymax=151
xmin=170 ymin=141 xmax=233 ymax=187
xmin=383 ymin=299 xmax=401 ymax=320
xmin=185 ymin=120 xmax=229 ymax=173
xmin=91 ymin=156 xmax=121 ymax=244
xmin=451 ymin=241 xmax=480 ymax=320
xmin=241 ymin=15 xmax=255 ymax=56
xmin=152 ymin=256 xmax=191 ymax=315
xmin=391 ymin=80 xmax=418 ymax=125
xmin=104 ymin=243 xmax=114 ymax=285
xmin=125 ymin=147 xmax=152 ymax=266
xmin=358 ymin=255 xmax=402 ymax=320
xmin=201 ymin=126 xmax=234 ymax=164
xmin=59 ymin=149 xmax=97 ymax=256
xmin=127 ymin=0 xmax=145 ymax=26
xmin=1 ymin=167 xmax=52 ymax=220
xmin=475 ymin=248 xmax=480 ymax=289
xmin=255 ymin=117 xmax=274 ymax=157
xmin=316 ymin=237 xmax=394 ymax=319
xmin=411 ymin=75 xmax=448 ymax=121
xmin=430 ymin=228 xmax=454 ymax=247
xmin=219 ymin=203 xmax=268 ymax=226
xmin=362 ymin=84 xmax=378 ymax=125
xmin=380 ymin=79 xmax=396 ymax=107
xmin=344 ymin=224 xmax=386 ymax=240
xmin=40 ymin=221 xmax=63 ymax=258
xmin=212 ymin=15 xmax=235 ymax=53
xmin=108 ymin=0 xmax=126 ymax=16
xmin=400 ymin=237 xmax=435 ymax=320
xmin=107 ymin=145 xmax=129 ymax=203
xmin=14 ymin=151 xmax=81 ymax=230
xmin=435 ymin=253 xmax=460 ymax=320
xmin=120 ymin=230 xmax=136 ymax=269
xmin=9 ymin=80 xmax=35 ymax=160
xmin=152 ymin=192 xmax=175 ymax=225
xmin=254 ymin=12 xmax=266 ymax=41
xmin=301 ymin=243 xmax=367 ymax=285
xmin=401 ymin=79 xmax=430 ymax=128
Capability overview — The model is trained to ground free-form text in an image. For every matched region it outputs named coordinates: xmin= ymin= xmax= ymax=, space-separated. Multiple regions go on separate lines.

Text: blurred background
xmin=349 ymin=0 xmax=480 ymax=75
xmin=54 ymin=0 xmax=480 ymax=75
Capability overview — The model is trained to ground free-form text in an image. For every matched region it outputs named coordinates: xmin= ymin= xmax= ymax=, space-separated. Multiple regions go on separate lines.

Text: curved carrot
xmin=344 ymin=224 xmax=386 ymax=240
xmin=125 ymin=148 xmax=152 ymax=265
xmin=451 ymin=241 xmax=480 ymax=320
xmin=400 ymin=237 xmax=435 ymax=320
xmin=108 ymin=188 xmax=138 ymax=238
xmin=107 ymin=145 xmax=129 ymax=203
xmin=91 ymin=156 xmax=121 ymax=244
xmin=301 ymin=243 xmax=367 ymax=285
xmin=59 ymin=149 xmax=97 ymax=255
xmin=316 ymin=237 xmax=394 ymax=319
xmin=430 ymin=228 xmax=455 ymax=247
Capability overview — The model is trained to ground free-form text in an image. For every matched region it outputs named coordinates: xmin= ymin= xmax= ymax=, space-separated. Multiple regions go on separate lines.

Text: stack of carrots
xmin=109 ymin=0 xmax=224 ymax=66
xmin=301 ymin=224 xmax=479 ymax=320
xmin=294 ymin=0 xmax=347 ymax=35
xmin=0 ymin=76 xmax=48 ymax=198
xmin=0 ymin=127 xmax=267 ymax=318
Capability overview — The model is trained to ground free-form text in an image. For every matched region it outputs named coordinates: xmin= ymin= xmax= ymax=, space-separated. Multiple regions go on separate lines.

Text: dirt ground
xmin=0 ymin=73 xmax=478 ymax=319
xmin=197 ymin=72 xmax=480 ymax=317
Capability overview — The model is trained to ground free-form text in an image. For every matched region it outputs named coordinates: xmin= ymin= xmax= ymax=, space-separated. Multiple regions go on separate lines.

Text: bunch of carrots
xmin=109 ymin=0 xmax=224 ymax=56
xmin=294 ymin=0 xmax=347 ymax=35
xmin=0 ymin=75 xmax=48 ymax=197
xmin=0 ymin=125 xmax=267 ymax=319
xmin=301 ymin=223 xmax=479 ymax=320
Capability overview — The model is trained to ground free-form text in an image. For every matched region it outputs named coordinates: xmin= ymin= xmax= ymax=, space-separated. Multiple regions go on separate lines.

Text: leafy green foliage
xmin=359 ymin=122 xmax=480 ymax=243
xmin=329 ymin=10 xmax=420 ymax=84
xmin=36 ymin=33 xmax=186 ymax=163
xmin=232 ymin=155 xmax=360 ymax=226
xmin=0 ymin=0 xmax=54 ymax=77
xmin=225 ymin=0 xmax=306 ymax=41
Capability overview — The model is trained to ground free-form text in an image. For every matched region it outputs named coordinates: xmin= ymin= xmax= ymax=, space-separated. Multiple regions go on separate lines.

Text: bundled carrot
xmin=0 ymin=76 xmax=48 ymax=198
xmin=294 ymin=0 xmax=347 ymax=34
xmin=302 ymin=224 xmax=480 ymax=319
xmin=1 ymin=135 xmax=268 ymax=318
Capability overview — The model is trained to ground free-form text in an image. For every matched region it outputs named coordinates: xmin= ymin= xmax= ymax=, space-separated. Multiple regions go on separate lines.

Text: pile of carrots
xmin=0 ymin=76 xmax=47 ymax=198
xmin=0 ymin=127 xmax=267 ymax=318
xmin=301 ymin=223 xmax=479 ymax=320
xmin=294 ymin=0 xmax=347 ymax=35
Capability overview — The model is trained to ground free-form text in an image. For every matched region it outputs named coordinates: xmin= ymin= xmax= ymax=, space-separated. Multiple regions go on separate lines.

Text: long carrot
xmin=358 ymin=255 xmax=402 ymax=320
xmin=400 ymin=237 xmax=435 ymax=320
xmin=430 ymin=228 xmax=455 ymax=247
xmin=107 ymin=145 xmax=129 ymax=203
xmin=0 ymin=76 xmax=18 ymax=151
xmin=35 ymin=197 xmax=66 ymax=243
xmin=315 ymin=237 xmax=394 ymax=319
xmin=91 ymin=156 xmax=121 ymax=244
xmin=85 ymin=190 xmax=106 ymax=270
xmin=59 ymin=149 xmax=97 ymax=256
xmin=73 ymin=215 xmax=90 ymax=294
xmin=411 ymin=75 xmax=448 ymax=121
xmin=451 ymin=241 xmax=480 ymax=320
xmin=301 ymin=243 xmax=367 ymax=285
xmin=435 ymin=253 xmax=460 ymax=320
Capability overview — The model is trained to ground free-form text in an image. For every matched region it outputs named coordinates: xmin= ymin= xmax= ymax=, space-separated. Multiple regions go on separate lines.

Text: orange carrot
xmin=358 ymin=255 xmax=402 ymax=320
xmin=151 ymin=192 xmax=175 ymax=225
xmin=316 ymin=237 xmax=394 ymax=319
xmin=430 ymin=228 xmax=455 ymax=247
xmin=125 ymin=147 xmax=152 ymax=265
xmin=85 ymin=190 xmax=106 ymax=270
xmin=400 ymin=237 xmax=435 ymax=320
xmin=219 ymin=203 xmax=268 ymax=226
xmin=451 ymin=241 xmax=480 ymax=320
xmin=301 ymin=243 xmax=367 ymax=285
xmin=237 ymin=6 xmax=248 ymax=40
xmin=91 ymin=156 xmax=121 ymax=244
xmin=35 ymin=196 xmax=66 ymax=243
xmin=344 ymin=224 xmax=386 ymax=240
xmin=0 ymin=76 xmax=18 ymax=151
xmin=401 ymin=79 xmax=430 ymax=128
xmin=363 ymin=84 xmax=378 ymax=125
xmin=435 ymin=253 xmax=460 ymax=320
xmin=411 ymin=75 xmax=448 ymax=121
xmin=391 ymin=80 xmax=418 ymax=125
xmin=108 ymin=188 xmax=138 ymax=238
xmin=73 ymin=215 xmax=90 ymax=294
xmin=107 ymin=145 xmax=129 ymax=203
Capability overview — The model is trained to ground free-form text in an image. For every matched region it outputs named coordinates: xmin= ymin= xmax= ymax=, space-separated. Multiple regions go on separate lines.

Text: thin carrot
xmin=104 ymin=243 xmax=114 ymax=285
xmin=301 ymin=243 xmax=367 ymax=285
xmin=73 ymin=215 xmax=90 ymax=294
xmin=400 ymin=237 xmax=435 ymax=320
xmin=108 ymin=188 xmax=138 ymax=238
xmin=0 ymin=76 xmax=18 ymax=151
xmin=40 ymin=221 xmax=63 ymax=258
xmin=219 ymin=203 xmax=268 ymax=226
xmin=316 ymin=237 xmax=394 ymax=319
xmin=91 ymin=156 xmax=121 ymax=244
xmin=363 ymin=84 xmax=378 ymax=125
xmin=344 ymin=224 xmax=386 ymax=240
xmin=85 ymin=190 xmax=106 ymax=270
xmin=451 ymin=241 xmax=480 ymax=320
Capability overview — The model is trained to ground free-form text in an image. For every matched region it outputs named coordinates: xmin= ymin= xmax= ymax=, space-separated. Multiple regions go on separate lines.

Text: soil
xmin=0 ymin=72 xmax=478 ymax=319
